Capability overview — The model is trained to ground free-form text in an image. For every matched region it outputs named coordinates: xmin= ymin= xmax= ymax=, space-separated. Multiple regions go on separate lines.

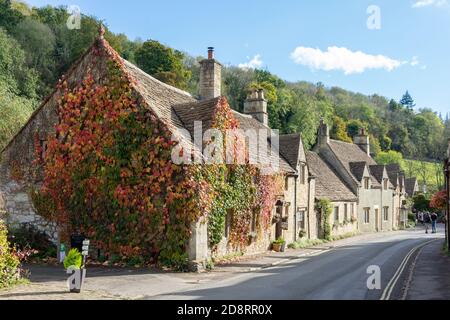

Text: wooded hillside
xmin=1 ymin=0 xmax=449 ymax=169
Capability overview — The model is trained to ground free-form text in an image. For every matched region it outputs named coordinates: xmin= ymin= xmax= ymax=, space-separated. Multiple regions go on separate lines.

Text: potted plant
xmin=272 ymin=238 xmax=286 ymax=252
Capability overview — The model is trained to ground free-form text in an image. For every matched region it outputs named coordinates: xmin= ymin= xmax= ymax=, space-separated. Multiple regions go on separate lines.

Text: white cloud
xmin=238 ymin=54 xmax=263 ymax=70
xmin=410 ymin=56 xmax=420 ymax=66
xmin=290 ymin=46 xmax=404 ymax=75
xmin=412 ymin=0 xmax=448 ymax=8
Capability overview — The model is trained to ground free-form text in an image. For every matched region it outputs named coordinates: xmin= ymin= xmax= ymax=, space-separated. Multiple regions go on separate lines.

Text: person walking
xmin=424 ymin=212 xmax=431 ymax=234
xmin=418 ymin=211 xmax=424 ymax=226
xmin=431 ymin=212 xmax=438 ymax=234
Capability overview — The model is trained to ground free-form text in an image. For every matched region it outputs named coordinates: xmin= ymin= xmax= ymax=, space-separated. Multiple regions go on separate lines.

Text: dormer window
xmin=383 ymin=178 xmax=389 ymax=190
xmin=364 ymin=177 xmax=370 ymax=190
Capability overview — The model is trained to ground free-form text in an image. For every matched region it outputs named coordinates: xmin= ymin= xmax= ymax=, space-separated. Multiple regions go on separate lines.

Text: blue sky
xmin=24 ymin=0 xmax=450 ymax=115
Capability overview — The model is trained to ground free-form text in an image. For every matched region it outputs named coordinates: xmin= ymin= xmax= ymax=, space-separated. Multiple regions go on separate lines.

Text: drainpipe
xmin=294 ymin=175 xmax=298 ymax=242
xmin=307 ymin=176 xmax=313 ymax=239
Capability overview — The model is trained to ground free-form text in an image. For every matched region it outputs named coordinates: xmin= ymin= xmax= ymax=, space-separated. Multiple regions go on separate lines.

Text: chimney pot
xmin=244 ymin=89 xmax=268 ymax=126
xmin=199 ymin=47 xmax=221 ymax=100
xmin=208 ymin=47 xmax=214 ymax=59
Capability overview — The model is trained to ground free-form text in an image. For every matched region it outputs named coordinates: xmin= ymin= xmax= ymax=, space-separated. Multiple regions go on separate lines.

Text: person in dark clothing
xmin=431 ymin=212 xmax=438 ymax=234
xmin=424 ymin=212 xmax=431 ymax=234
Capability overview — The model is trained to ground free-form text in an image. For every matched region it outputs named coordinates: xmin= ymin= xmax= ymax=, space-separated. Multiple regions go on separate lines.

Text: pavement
xmin=404 ymin=237 xmax=450 ymax=300
xmin=0 ymin=226 xmax=448 ymax=300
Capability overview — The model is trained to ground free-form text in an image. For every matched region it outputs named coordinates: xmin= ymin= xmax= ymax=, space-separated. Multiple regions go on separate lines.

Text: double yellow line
xmin=380 ymin=239 xmax=438 ymax=300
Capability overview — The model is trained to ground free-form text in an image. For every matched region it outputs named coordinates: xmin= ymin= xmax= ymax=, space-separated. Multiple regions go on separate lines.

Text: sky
xmin=24 ymin=0 xmax=450 ymax=115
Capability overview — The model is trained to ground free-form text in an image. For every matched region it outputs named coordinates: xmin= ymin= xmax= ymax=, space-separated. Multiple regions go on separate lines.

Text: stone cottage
xmin=311 ymin=121 xmax=396 ymax=233
xmin=386 ymin=164 xmax=408 ymax=229
xmin=0 ymin=29 xmax=315 ymax=265
xmin=306 ymin=151 xmax=358 ymax=238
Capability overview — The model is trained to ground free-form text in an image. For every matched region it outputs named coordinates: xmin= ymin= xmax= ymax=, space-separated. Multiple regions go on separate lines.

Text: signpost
xmin=67 ymin=239 xmax=89 ymax=293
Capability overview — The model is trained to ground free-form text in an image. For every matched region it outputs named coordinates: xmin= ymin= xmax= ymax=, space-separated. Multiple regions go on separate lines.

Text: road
xmin=1 ymin=227 xmax=445 ymax=300
xmin=151 ymin=228 xmax=444 ymax=300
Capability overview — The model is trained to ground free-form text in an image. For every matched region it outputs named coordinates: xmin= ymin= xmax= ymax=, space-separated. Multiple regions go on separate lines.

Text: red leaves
xmin=430 ymin=190 xmax=448 ymax=210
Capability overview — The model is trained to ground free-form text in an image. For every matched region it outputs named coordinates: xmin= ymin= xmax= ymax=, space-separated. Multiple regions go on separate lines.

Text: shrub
xmin=272 ymin=237 xmax=286 ymax=245
xmin=8 ymin=223 xmax=56 ymax=259
xmin=0 ymin=220 xmax=20 ymax=289
xmin=63 ymin=249 xmax=82 ymax=269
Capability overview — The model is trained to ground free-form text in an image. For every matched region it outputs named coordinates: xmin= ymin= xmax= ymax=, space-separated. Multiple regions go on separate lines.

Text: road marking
xmin=380 ymin=239 xmax=438 ymax=300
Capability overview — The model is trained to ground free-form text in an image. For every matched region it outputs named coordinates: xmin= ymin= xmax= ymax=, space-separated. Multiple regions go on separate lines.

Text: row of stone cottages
xmin=0 ymin=33 xmax=419 ymax=265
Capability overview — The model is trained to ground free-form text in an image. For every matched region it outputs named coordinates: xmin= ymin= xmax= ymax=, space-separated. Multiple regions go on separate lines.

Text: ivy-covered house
xmin=0 ymin=28 xmax=314 ymax=268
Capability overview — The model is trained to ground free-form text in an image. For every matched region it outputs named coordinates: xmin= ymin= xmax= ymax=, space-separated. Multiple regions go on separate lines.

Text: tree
xmin=346 ymin=119 xmax=366 ymax=138
xmin=400 ymin=91 xmax=416 ymax=111
xmin=330 ymin=116 xmax=352 ymax=143
xmin=375 ymin=150 xmax=404 ymax=165
xmin=12 ymin=17 xmax=56 ymax=95
xmin=135 ymin=40 xmax=191 ymax=89
xmin=0 ymin=27 xmax=39 ymax=98
xmin=0 ymin=0 xmax=24 ymax=32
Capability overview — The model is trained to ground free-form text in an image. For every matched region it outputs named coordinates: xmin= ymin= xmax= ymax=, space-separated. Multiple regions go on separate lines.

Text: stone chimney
xmin=354 ymin=128 xmax=370 ymax=156
xmin=244 ymin=89 xmax=268 ymax=126
xmin=199 ymin=47 xmax=222 ymax=100
xmin=317 ymin=118 xmax=330 ymax=147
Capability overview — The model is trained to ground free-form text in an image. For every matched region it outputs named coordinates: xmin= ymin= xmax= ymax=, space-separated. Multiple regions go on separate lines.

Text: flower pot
xmin=272 ymin=243 xmax=286 ymax=252
xmin=272 ymin=243 xmax=282 ymax=252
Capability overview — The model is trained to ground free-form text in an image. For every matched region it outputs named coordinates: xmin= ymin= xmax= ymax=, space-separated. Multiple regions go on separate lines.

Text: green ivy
xmin=316 ymin=198 xmax=333 ymax=241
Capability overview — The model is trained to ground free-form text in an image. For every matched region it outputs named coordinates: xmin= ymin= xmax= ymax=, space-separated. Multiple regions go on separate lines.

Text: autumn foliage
xmin=430 ymin=190 xmax=448 ymax=211
xmin=32 ymin=39 xmax=282 ymax=268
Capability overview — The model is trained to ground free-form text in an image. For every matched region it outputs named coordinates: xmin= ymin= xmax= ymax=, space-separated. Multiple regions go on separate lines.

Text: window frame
xmin=364 ymin=208 xmax=370 ymax=224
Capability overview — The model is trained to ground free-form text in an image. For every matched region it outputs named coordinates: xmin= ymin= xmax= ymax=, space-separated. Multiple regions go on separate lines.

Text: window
xmin=364 ymin=178 xmax=370 ymax=190
xmin=383 ymin=179 xmax=389 ymax=190
xmin=383 ymin=207 xmax=389 ymax=221
xmin=334 ymin=206 xmax=340 ymax=222
xmin=364 ymin=208 xmax=370 ymax=224
xmin=300 ymin=165 xmax=306 ymax=185
xmin=297 ymin=210 xmax=305 ymax=231
xmin=344 ymin=204 xmax=348 ymax=221
xmin=285 ymin=177 xmax=289 ymax=191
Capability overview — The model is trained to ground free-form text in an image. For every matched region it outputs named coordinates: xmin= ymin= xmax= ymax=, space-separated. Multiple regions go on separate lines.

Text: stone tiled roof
xmin=122 ymin=59 xmax=196 ymax=131
xmin=172 ymin=97 xmax=219 ymax=138
xmin=328 ymin=139 xmax=378 ymax=184
xmin=306 ymin=151 xmax=357 ymax=202
xmin=232 ymin=112 xmax=295 ymax=173
xmin=349 ymin=162 xmax=367 ymax=181
xmin=386 ymin=163 xmax=401 ymax=173
xmin=369 ymin=165 xmax=385 ymax=183
xmin=405 ymin=177 xmax=418 ymax=196
xmin=172 ymin=99 xmax=294 ymax=173
xmin=279 ymin=134 xmax=304 ymax=169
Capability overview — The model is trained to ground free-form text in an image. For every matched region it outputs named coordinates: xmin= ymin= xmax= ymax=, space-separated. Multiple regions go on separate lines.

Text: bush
xmin=272 ymin=237 xmax=286 ymax=245
xmin=0 ymin=220 xmax=20 ymax=289
xmin=63 ymin=249 xmax=82 ymax=270
xmin=8 ymin=223 xmax=56 ymax=259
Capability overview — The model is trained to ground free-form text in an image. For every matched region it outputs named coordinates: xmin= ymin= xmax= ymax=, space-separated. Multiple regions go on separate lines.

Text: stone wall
xmin=0 ymin=172 xmax=58 ymax=241
xmin=329 ymin=201 xmax=358 ymax=237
